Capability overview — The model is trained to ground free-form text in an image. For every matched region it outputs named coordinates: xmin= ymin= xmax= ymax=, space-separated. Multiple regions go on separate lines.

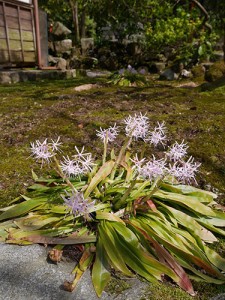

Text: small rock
xmin=56 ymin=58 xmax=67 ymax=71
xmin=81 ymin=38 xmax=94 ymax=55
xmin=205 ymin=61 xmax=225 ymax=82
xmin=180 ymin=69 xmax=192 ymax=78
xmin=74 ymin=84 xmax=98 ymax=92
xmin=213 ymin=51 xmax=224 ymax=62
xmin=86 ymin=70 xmax=111 ymax=78
xmin=54 ymin=39 xmax=72 ymax=56
xmin=48 ymin=55 xmax=57 ymax=65
xmin=175 ymin=82 xmax=198 ymax=88
xmin=149 ymin=62 xmax=166 ymax=74
xmin=210 ymin=294 xmax=225 ymax=300
xmin=52 ymin=21 xmax=71 ymax=37
xmin=191 ymin=64 xmax=206 ymax=81
xmin=69 ymin=57 xmax=82 ymax=69
xmin=159 ymin=68 xmax=178 ymax=81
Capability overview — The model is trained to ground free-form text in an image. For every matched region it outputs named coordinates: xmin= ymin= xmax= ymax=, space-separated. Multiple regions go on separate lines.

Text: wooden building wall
xmin=0 ymin=0 xmax=36 ymax=66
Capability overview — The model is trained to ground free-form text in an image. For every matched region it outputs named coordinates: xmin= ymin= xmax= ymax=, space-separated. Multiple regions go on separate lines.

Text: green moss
xmin=205 ymin=61 xmax=225 ymax=82
xmin=142 ymin=282 xmax=193 ymax=300
xmin=105 ymin=277 xmax=131 ymax=295
xmin=191 ymin=65 xmax=206 ymax=82
xmin=142 ymin=281 xmax=225 ymax=300
xmin=1 ymin=77 xmax=225 ymax=206
xmin=0 ymin=76 xmax=225 ymax=298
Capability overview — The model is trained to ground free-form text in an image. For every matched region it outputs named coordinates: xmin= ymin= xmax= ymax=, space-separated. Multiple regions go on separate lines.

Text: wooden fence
xmin=0 ymin=0 xmax=36 ymax=66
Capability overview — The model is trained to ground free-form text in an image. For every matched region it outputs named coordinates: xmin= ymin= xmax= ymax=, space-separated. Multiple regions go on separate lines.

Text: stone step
xmin=0 ymin=69 xmax=76 ymax=84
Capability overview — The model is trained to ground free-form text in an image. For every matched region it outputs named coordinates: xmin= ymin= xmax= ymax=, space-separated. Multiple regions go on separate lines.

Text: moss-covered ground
xmin=0 ymin=75 xmax=225 ymax=299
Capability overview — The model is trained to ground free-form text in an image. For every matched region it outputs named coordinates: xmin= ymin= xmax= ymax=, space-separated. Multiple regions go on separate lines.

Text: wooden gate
xmin=0 ymin=0 xmax=36 ymax=66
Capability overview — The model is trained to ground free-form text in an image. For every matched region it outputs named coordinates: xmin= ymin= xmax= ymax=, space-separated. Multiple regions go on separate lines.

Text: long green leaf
xmin=157 ymin=202 xmax=218 ymax=243
xmin=0 ymin=199 xmax=46 ymax=221
xmin=99 ymin=222 xmax=133 ymax=276
xmin=14 ymin=215 xmax=60 ymax=231
xmin=153 ymin=191 xmax=216 ymax=216
xmin=108 ymin=221 xmax=174 ymax=282
xmin=131 ymin=218 xmax=225 ymax=280
xmin=161 ymin=183 xmax=216 ymax=202
xmin=96 ymin=211 xmax=125 ymax=224
xmin=84 ymin=160 xmax=115 ymax=198
xmin=109 ymin=221 xmax=187 ymax=284
xmin=128 ymin=221 xmax=195 ymax=295
xmin=92 ymin=236 xmax=111 ymax=297
xmin=203 ymin=244 xmax=225 ymax=272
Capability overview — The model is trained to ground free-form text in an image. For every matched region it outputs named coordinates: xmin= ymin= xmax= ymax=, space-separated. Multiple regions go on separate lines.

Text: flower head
xmin=62 ymin=190 xmax=95 ymax=217
xmin=60 ymin=156 xmax=82 ymax=177
xmin=96 ymin=124 xmax=119 ymax=143
xmin=50 ymin=137 xmax=62 ymax=152
xmin=127 ymin=65 xmax=137 ymax=74
xmin=73 ymin=146 xmax=95 ymax=173
xmin=124 ymin=113 xmax=149 ymax=140
xmin=130 ymin=154 xmax=146 ymax=174
xmin=146 ymin=122 xmax=167 ymax=147
xmin=167 ymin=141 xmax=188 ymax=161
xmin=139 ymin=68 xmax=146 ymax=75
xmin=169 ymin=156 xmax=201 ymax=184
xmin=30 ymin=139 xmax=55 ymax=164
xmin=119 ymin=68 xmax=125 ymax=75
xmin=132 ymin=155 xmax=166 ymax=182
xmin=60 ymin=147 xmax=94 ymax=178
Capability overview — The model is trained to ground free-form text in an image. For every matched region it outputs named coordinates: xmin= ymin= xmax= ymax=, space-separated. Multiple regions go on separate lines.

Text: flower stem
xmin=102 ymin=132 xmax=108 ymax=165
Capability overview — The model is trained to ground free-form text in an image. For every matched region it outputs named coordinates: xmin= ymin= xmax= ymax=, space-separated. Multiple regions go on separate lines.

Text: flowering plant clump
xmin=1 ymin=113 xmax=225 ymax=297
xmin=108 ymin=65 xmax=148 ymax=87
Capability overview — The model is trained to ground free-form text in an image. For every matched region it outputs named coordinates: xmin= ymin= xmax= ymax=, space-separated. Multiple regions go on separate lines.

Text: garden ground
xmin=0 ymin=75 xmax=225 ymax=299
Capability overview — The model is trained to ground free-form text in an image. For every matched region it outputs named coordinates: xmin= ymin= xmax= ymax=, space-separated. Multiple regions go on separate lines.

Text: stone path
xmin=0 ymin=243 xmax=149 ymax=300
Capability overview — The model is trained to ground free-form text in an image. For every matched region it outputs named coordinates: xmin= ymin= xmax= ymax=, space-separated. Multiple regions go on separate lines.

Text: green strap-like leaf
xmin=156 ymin=202 xmax=218 ymax=243
xmin=96 ymin=212 xmax=125 ymax=224
xmin=0 ymin=199 xmax=46 ymax=221
xmin=107 ymin=221 xmax=174 ymax=282
xmin=84 ymin=160 xmax=115 ymax=198
xmin=160 ymin=183 xmax=216 ymax=202
xmin=128 ymin=221 xmax=195 ymax=295
xmin=153 ymin=191 xmax=216 ymax=216
xmin=92 ymin=236 xmax=111 ymax=297
xmin=131 ymin=218 xmax=225 ymax=280
xmin=14 ymin=215 xmax=60 ymax=231
xmin=99 ymin=222 xmax=133 ymax=276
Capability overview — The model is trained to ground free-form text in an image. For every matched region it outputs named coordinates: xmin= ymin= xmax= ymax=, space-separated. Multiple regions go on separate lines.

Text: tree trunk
xmin=223 ymin=21 xmax=225 ymax=62
xmin=69 ymin=0 xmax=80 ymax=44
xmin=80 ymin=7 xmax=86 ymax=38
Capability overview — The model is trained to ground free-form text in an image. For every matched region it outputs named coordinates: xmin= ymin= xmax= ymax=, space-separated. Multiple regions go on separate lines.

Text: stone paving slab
xmin=0 ymin=243 xmax=149 ymax=300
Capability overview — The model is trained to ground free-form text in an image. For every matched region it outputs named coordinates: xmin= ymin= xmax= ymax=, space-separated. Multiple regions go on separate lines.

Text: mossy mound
xmin=205 ymin=61 xmax=225 ymax=82
xmin=191 ymin=64 xmax=206 ymax=82
xmin=201 ymin=75 xmax=225 ymax=92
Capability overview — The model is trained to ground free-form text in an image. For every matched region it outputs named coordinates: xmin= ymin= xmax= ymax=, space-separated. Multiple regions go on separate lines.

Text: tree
xmin=38 ymin=0 xmax=224 ymax=61
xmin=203 ymin=0 xmax=225 ymax=61
xmin=38 ymin=0 xmax=90 ymax=44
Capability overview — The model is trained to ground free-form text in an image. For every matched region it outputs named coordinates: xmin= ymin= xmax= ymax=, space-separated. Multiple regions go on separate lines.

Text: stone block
xmin=54 ymin=39 xmax=72 ymax=55
xmin=56 ymin=57 xmax=67 ymax=71
xmin=52 ymin=21 xmax=71 ymax=37
xmin=81 ymin=38 xmax=94 ymax=54
xmin=0 ymin=72 xmax=12 ymax=84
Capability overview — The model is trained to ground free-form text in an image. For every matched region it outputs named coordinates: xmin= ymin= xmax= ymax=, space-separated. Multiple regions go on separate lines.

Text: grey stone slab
xmin=0 ymin=244 xmax=75 ymax=300
xmin=0 ymin=244 xmax=149 ymax=300
xmin=211 ymin=295 xmax=225 ymax=300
